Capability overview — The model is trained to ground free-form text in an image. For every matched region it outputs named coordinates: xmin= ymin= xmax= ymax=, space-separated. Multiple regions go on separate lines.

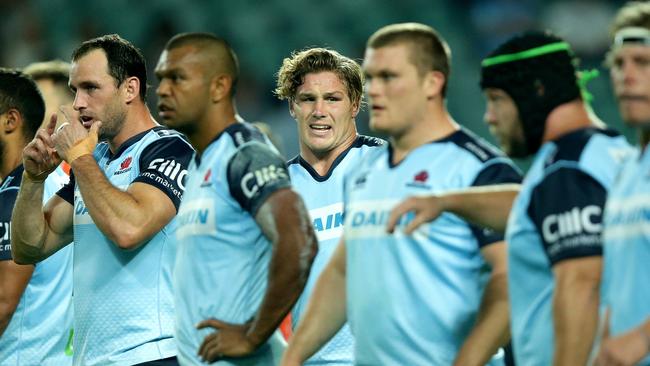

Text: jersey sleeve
xmin=56 ymin=171 xmax=76 ymax=205
xmin=133 ymin=137 xmax=194 ymax=211
xmin=227 ymin=142 xmax=292 ymax=215
xmin=528 ymin=168 xmax=606 ymax=265
xmin=470 ymin=161 xmax=523 ymax=248
xmin=0 ymin=191 xmax=18 ymax=261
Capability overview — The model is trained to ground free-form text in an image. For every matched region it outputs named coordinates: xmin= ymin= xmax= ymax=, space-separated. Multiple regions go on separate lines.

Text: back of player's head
xmin=275 ymin=47 xmax=364 ymax=107
xmin=367 ymin=22 xmax=451 ymax=96
xmin=23 ymin=60 xmax=74 ymax=101
xmin=0 ymin=68 xmax=45 ymax=141
xmin=164 ymin=32 xmax=240 ymax=97
xmin=480 ymin=30 xmax=581 ymax=156
xmin=72 ymin=34 xmax=148 ymax=100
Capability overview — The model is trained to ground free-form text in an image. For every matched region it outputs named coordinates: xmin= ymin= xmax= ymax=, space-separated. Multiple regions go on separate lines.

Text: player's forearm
xmin=454 ymin=271 xmax=510 ymax=366
xmin=284 ymin=260 xmax=349 ymax=364
xmin=552 ymin=275 xmax=600 ymax=366
xmin=247 ymin=232 xmax=317 ymax=348
xmin=10 ymin=174 xmax=49 ymax=263
xmin=444 ymin=184 xmax=520 ymax=233
xmin=71 ymin=155 xmax=155 ymax=249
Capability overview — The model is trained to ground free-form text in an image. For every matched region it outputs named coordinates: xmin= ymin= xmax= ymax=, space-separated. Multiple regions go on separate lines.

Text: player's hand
xmin=196 ymin=318 xmax=258 ymax=363
xmin=595 ymin=328 xmax=650 ymax=366
xmin=22 ymin=113 xmax=61 ymax=182
xmin=52 ymin=106 xmax=101 ymax=163
xmin=386 ymin=195 xmax=446 ymax=235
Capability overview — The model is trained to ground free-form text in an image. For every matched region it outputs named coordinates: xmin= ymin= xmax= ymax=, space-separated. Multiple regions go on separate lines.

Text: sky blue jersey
xmin=1 ymin=165 xmax=73 ymax=365
xmin=506 ymin=128 xmax=630 ymax=365
xmin=288 ymin=135 xmax=383 ymax=366
xmin=57 ymin=126 xmax=194 ymax=366
xmin=343 ymin=129 xmax=521 ymax=365
xmin=175 ymin=122 xmax=292 ymax=366
xmin=602 ymin=145 xmax=650 ymax=366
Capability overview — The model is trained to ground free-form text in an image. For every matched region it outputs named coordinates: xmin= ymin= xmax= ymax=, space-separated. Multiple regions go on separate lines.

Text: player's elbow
xmin=10 ymin=240 xmax=42 ymax=265
xmin=110 ymin=226 xmax=147 ymax=250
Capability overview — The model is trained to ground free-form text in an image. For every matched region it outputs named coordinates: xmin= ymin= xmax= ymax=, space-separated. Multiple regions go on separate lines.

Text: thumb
xmin=89 ymin=121 xmax=102 ymax=139
xmin=196 ymin=318 xmax=227 ymax=330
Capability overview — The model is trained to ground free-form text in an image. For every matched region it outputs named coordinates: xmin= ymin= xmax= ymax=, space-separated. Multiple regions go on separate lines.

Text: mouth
xmin=370 ymin=105 xmax=385 ymax=112
xmin=79 ymin=115 xmax=94 ymax=129
xmin=309 ymin=124 xmax=332 ymax=132
xmin=157 ymin=104 xmax=174 ymax=118
xmin=619 ymin=94 xmax=648 ymax=103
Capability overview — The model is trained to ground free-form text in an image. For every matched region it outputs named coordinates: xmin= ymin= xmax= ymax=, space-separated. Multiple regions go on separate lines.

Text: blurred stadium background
xmin=0 ymin=0 xmax=633 ymax=166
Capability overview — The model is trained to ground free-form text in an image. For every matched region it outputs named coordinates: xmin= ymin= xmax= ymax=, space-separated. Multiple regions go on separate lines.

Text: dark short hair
xmin=275 ymin=47 xmax=364 ymax=108
xmin=72 ymin=34 xmax=148 ymax=100
xmin=367 ymin=23 xmax=452 ymax=96
xmin=164 ymin=32 xmax=240 ymax=97
xmin=0 ymin=68 xmax=45 ymax=140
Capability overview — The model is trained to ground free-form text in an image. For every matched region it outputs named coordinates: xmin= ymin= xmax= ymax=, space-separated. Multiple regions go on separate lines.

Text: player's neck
xmin=543 ymin=99 xmax=602 ymax=142
xmin=390 ymin=108 xmax=458 ymax=165
xmin=0 ymin=143 xmax=23 ymax=181
xmin=192 ymin=103 xmax=240 ymax=155
xmin=108 ymin=104 xmax=157 ymax=153
xmin=300 ymin=131 xmax=357 ymax=176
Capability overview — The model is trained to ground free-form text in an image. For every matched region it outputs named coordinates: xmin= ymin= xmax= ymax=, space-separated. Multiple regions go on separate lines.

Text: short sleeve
xmin=528 ymin=168 xmax=606 ymax=265
xmin=227 ymin=142 xmax=292 ymax=215
xmin=470 ymin=161 xmax=523 ymax=248
xmin=133 ymin=136 xmax=194 ymax=211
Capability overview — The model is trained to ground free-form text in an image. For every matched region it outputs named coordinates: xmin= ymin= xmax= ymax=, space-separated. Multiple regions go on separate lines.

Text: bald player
xmin=155 ymin=32 xmax=317 ymax=365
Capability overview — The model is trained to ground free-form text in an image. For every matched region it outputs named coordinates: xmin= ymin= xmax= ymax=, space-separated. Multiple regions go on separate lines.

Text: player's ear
xmin=210 ymin=74 xmax=232 ymax=103
xmin=1 ymin=108 xmax=22 ymax=134
xmin=123 ymin=76 xmax=141 ymax=104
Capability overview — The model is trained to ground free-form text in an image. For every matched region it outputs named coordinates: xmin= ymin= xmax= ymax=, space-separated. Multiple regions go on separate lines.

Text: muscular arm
xmin=70 ymin=155 xmax=177 ymax=249
xmin=282 ymin=239 xmax=348 ymax=366
xmin=552 ymin=256 xmax=602 ymax=366
xmin=11 ymin=116 xmax=73 ymax=264
xmin=244 ymin=188 xmax=318 ymax=346
xmin=387 ymin=184 xmax=520 ymax=235
xmin=0 ymin=261 xmax=33 ymax=336
xmin=454 ymin=241 xmax=510 ymax=366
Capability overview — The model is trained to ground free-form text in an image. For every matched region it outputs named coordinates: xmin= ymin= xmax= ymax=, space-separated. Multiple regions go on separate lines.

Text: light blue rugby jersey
xmin=0 ymin=165 xmax=73 ymax=366
xmin=288 ymin=135 xmax=383 ymax=366
xmin=343 ymin=129 xmax=521 ymax=365
xmin=56 ymin=126 xmax=194 ymax=366
xmin=602 ymin=146 xmax=650 ymax=365
xmin=175 ymin=122 xmax=292 ymax=366
xmin=506 ymin=127 xmax=630 ymax=365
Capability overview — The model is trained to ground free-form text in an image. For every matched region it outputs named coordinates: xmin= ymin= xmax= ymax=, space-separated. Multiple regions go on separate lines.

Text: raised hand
xmin=22 ymin=113 xmax=62 ymax=182
xmin=52 ymin=106 xmax=101 ymax=163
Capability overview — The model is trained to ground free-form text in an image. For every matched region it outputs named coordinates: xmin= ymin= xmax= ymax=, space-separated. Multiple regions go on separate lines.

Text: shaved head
xmin=164 ymin=33 xmax=239 ymax=96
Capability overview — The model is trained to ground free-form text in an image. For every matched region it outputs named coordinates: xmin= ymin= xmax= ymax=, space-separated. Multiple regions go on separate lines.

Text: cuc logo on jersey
xmin=240 ymin=164 xmax=288 ymax=199
xmin=542 ymin=205 xmax=602 ymax=243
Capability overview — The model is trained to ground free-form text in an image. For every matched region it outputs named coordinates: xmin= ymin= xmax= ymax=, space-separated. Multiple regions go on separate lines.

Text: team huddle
xmin=0 ymin=2 xmax=649 ymax=366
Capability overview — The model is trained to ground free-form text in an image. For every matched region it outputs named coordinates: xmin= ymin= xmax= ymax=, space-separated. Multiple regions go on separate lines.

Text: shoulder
xmin=441 ymin=128 xmax=508 ymax=163
xmin=544 ymin=127 xmax=630 ymax=188
xmin=224 ymin=122 xmax=269 ymax=148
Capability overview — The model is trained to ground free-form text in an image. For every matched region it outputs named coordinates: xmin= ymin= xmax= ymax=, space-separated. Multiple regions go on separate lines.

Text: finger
xmin=59 ymin=105 xmax=75 ymax=124
xmin=46 ymin=113 xmax=57 ymax=135
xmin=33 ymin=138 xmax=51 ymax=165
xmin=36 ymin=128 xmax=56 ymax=149
xmin=197 ymin=318 xmax=225 ymax=330
xmin=403 ymin=213 xmax=429 ymax=235
xmin=386 ymin=198 xmax=415 ymax=233
xmin=198 ymin=332 xmax=218 ymax=358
